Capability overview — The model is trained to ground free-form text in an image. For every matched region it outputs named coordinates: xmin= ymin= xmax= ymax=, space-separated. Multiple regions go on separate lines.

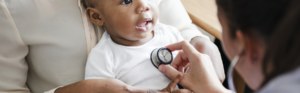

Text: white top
xmin=258 ymin=67 xmax=300 ymax=93
xmin=85 ymin=23 xmax=183 ymax=89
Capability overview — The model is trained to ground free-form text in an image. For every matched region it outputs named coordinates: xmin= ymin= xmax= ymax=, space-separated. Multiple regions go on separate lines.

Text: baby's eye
xmin=121 ymin=0 xmax=132 ymax=5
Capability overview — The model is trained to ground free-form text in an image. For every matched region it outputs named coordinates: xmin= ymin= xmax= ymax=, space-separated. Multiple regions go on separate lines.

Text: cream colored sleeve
xmin=158 ymin=0 xmax=209 ymax=41
xmin=1 ymin=0 xmax=94 ymax=92
xmin=0 ymin=0 xmax=30 ymax=92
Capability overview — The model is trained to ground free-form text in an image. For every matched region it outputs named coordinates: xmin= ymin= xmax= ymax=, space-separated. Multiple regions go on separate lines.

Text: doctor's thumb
xmin=159 ymin=65 xmax=183 ymax=81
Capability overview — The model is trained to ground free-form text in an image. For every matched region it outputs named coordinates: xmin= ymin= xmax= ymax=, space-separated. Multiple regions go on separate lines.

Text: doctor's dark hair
xmin=263 ymin=0 xmax=300 ymax=88
xmin=216 ymin=0 xmax=299 ymax=89
xmin=216 ymin=0 xmax=289 ymax=40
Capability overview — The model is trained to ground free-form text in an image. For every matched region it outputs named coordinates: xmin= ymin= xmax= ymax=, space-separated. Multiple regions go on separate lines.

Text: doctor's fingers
xmin=159 ymin=65 xmax=183 ymax=83
xmin=167 ymin=41 xmax=204 ymax=68
xmin=166 ymin=41 xmax=199 ymax=57
xmin=171 ymin=51 xmax=189 ymax=72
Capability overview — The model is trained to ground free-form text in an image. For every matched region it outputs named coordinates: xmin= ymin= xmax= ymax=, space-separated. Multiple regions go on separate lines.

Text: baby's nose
xmin=136 ymin=0 xmax=150 ymax=13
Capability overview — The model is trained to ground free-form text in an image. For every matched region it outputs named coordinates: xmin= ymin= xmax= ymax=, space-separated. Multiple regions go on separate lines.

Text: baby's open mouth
xmin=135 ymin=12 xmax=154 ymax=31
xmin=136 ymin=18 xmax=153 ymax=32
xmin=137 ymin=19 xmax=152 ymax=27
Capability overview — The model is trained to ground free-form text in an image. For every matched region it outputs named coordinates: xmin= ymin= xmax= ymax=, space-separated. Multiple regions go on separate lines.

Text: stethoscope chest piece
xmin=150 ymin=48 xmax=173 ymax=68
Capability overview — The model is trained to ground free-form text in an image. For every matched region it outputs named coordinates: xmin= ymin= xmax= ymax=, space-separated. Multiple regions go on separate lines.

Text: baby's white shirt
xmin=85 ymin=23 xmax=183 ymax=89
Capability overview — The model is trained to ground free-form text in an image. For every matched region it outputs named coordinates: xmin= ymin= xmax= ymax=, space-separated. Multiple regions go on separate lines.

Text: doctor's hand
xmin=159 ymin=41 xmax=229 ymax=93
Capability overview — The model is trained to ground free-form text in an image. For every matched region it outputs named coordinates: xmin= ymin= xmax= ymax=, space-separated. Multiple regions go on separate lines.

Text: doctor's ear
xmin=236 ymin=31 xmax=264 ymax=63
xmin=86 ymin=8 xmax=104 ymax=26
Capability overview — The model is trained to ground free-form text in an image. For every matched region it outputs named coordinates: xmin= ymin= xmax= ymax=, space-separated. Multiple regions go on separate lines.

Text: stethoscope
xmin=227 ymin=55 xmax=240 ymax=93
xmin=150 ymin=47 xmax=173 ymax=68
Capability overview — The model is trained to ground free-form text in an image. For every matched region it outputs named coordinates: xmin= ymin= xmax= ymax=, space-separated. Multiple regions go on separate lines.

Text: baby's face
xmin=91 ymin=0 xmax=158 ymax=45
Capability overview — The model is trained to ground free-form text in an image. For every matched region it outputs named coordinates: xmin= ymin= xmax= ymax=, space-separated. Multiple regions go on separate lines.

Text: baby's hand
xmin=159 ymin=74 xmax=192 ymax=93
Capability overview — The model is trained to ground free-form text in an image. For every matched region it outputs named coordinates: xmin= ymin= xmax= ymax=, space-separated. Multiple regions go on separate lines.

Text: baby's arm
xmin=54 ymin=78 xmax=148 ymax=93
xmin=86 ymin=78 xmax=146 ymax=93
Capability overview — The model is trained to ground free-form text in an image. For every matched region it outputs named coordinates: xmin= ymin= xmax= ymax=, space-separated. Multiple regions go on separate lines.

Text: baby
xmin=84 ymin=0 xmax=183 ymax=91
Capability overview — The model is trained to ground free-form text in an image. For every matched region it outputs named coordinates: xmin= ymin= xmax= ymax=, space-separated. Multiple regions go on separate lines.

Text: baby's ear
xmin=86 ymin=8 xmax=104 ymax=26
